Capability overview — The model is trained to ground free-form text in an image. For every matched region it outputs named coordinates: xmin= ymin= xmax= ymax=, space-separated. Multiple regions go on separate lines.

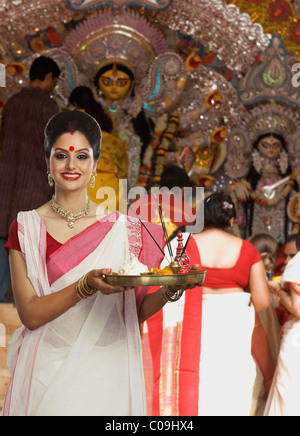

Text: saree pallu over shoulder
xmin=3 ymin=210 xmax=163 ymax=416
xmin=144 ymin=236 xmax=203 ymax=416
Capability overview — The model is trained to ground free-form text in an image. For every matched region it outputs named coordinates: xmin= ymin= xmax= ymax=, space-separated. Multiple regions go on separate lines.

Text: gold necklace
xmin=51 ymin=195 xmax=91 ymax=228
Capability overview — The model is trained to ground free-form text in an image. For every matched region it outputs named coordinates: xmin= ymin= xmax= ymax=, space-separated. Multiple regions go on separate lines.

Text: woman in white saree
xmin=264 ymin=238 xmax=300 ymax=416
xmin=2 ymin=110 xmax=200 ymax=416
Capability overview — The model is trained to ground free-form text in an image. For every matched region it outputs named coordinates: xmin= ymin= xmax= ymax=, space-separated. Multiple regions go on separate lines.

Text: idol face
xmin=257 ymin=135 xmax=283 ymax=160
xmin=98 ymin=67 xmax=132 ymax=102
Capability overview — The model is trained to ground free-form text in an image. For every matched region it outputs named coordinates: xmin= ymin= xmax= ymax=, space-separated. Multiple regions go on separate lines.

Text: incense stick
xmin=154 ymin=194 xmax=173 ymax=260
xmin=127 ymin=203 xmax=166 ymax=259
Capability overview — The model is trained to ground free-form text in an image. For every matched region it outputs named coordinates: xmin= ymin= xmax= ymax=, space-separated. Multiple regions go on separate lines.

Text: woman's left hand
xmin=168 ymin=263 xmax=203 ymax=293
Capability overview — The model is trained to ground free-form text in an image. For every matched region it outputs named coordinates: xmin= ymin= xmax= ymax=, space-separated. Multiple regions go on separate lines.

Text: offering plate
xmin=105 ymin=270 xmax=206 ymax=287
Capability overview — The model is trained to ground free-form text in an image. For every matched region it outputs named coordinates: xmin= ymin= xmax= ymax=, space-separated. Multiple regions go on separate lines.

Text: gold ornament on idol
xmin=51 ymin=195 xmax=91 ymax=228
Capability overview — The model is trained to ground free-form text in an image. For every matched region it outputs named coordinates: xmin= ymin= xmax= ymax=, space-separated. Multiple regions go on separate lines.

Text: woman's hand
xmin=268 ymin=280 xmax=280 ymax=295
xmin=86 ymin=269 xmax=132 ymax=295
xmin=139 ymin=264 xmax=202 ymax=323
xmin=168 ymin=263 xmax=203 ymax=293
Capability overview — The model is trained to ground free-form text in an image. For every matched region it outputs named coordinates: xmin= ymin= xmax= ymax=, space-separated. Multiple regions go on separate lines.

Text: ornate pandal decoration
xmin=51 ymin=195 xmax=91 ymax=228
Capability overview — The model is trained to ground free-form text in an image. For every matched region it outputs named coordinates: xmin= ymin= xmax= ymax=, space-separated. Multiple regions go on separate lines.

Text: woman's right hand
xmin=86 ymin=269 xmax=132 ymax=295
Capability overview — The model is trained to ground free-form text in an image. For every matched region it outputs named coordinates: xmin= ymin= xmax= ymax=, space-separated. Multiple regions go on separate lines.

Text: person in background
xmin=264 ymin=234 xmax=300 ymax=415
xmin=274 ymin=234 xmax=299 ymax=278
xmin=248 ymin=233 xmax=281 ymax=415
xmin=0 ymin=55 xmax=60 ymax=302
xmin=281 ymin=234 xmax=299 ymax=273
xmin=143 ymin=192 xmax=270 ymax=416
xmin=271 ymin=233 xmax=300 ymax=326
xmin=249 ymin=234 xmax=279 ymax=281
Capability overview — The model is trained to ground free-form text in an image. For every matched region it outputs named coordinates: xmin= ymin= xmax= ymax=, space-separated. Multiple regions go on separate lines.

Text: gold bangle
xmin=161 ymin=286 xmax=184 ymax=303
xmin=161 ymin=286 xmax=169 ymax=303
xmin=76 ymin=274 xmax=98 ymax=300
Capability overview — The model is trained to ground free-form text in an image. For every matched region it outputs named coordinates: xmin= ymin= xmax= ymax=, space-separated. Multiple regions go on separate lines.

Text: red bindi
xmin=69 ymin=146 xmax=75 ymax=152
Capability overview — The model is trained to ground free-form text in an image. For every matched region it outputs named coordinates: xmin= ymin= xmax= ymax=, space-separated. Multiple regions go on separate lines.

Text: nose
xmin=66 ymin=155 xmax=77 ymax=170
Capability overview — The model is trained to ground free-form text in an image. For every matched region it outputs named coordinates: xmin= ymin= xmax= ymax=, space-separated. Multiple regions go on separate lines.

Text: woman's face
xmin=98 ymin=67 xmax=132 ymax=102
xmin=47 ymin=131 xmax=96 ymax=191
xmin=257 ymin=135 xmax=282 ymax=159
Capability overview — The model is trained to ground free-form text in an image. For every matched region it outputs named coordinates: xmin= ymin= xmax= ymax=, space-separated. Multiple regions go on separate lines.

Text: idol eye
xmin=101 ymin=78 xmax=113 ymax=86
xmin=117 ymin=79 xmax=129 ymax=87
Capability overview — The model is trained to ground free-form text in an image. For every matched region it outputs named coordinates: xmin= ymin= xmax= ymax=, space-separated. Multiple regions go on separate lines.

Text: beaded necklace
xmin=51 ymin=195 xmax=91 ymax=228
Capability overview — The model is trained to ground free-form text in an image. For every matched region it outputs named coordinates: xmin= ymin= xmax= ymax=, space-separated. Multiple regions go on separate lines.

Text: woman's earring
xmin=47 ymin=169 xmax=54 ymax=187
xmin=90 ymin=172 xmax=96 ymax=189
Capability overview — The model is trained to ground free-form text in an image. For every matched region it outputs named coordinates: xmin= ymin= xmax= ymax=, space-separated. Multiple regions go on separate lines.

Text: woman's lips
xmin=61 ymin=172 xmax=81 ymax=181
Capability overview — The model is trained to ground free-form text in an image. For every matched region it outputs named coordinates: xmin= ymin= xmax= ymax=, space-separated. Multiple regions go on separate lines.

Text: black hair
xmin=297 ymin=237 xmax=300 ymax=252
xmin=160 ymin=165 xmax=192 ymax=189
xmin=204 ymin=192 xmax=236 ymax=230
xmin=286 ymin=234 xmax=298 ymax=244
xmin=248 ymin=232 xmax=279 ymax=274
xmin=292 ymin=229 xmax=300 ymax=251
xmin=69 ymin=86 xmax=113 ymax=133
xmin=29 ymin=56 xmax=61 ymax=81
xmin=44 ymin=110 xmax=102 ymax=161
xmin=94 ymin=63 xmax=135 ymax=92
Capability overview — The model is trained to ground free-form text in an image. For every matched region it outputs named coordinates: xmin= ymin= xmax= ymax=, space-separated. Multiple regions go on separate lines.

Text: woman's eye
xmin=78 ymin=154 xmax=88 ymax=159
xmin=55 ymin=153 xmax=67 ymax=159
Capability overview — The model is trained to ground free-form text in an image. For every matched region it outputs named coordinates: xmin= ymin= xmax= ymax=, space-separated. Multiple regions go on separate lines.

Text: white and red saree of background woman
xmin=142 ymin=236 xmax=274 ymax=416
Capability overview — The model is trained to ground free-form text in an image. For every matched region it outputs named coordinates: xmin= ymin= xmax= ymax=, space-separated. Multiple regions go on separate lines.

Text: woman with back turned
xmin=144 ymin=192 xmax=270 ymax=416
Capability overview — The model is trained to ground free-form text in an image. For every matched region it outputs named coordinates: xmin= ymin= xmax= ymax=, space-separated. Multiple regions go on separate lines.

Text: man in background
xmin=0 ymin=56 xmax=60 ymax=302
xmin=274 ymin=234 xmax=299 ymax=278
xmin=281 ymin=234 xmax=299 ymax=273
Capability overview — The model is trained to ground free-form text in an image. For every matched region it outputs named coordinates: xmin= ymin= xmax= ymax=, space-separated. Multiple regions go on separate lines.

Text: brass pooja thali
xmin=105 ymin=270 xmax=206 ymax=287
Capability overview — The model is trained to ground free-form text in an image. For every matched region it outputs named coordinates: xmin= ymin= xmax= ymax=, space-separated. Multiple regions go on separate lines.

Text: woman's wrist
xmin=76 ymin=273 xmax=98 ymax=300
xmin=161 ymin=286 xmax=184 ymax=303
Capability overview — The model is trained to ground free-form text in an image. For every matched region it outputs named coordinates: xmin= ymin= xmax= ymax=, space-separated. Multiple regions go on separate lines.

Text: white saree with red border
xmin=264 ymin=252 xmax=300 ymax=416
xmin=3 ymin=210 xmax=163 ymax=416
